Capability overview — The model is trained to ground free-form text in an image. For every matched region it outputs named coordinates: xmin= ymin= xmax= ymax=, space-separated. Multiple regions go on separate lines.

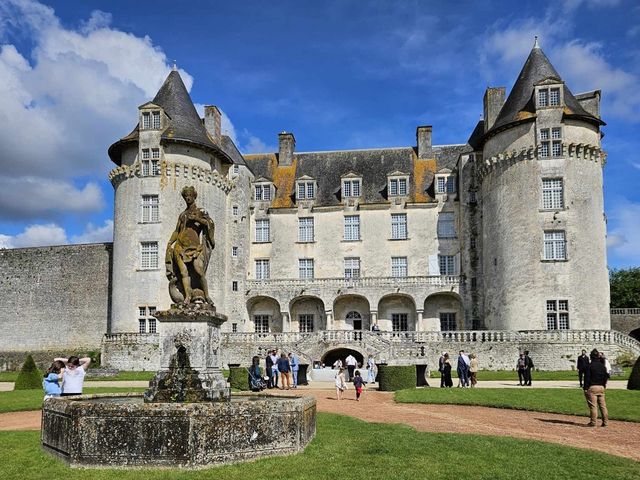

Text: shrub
xmin=615 ymin=353 xmax=636 ymax=368
xmin=627 ymin=356 xmax=640 ymax=391
xmin=228 ymin=366 xmax=250 ymax=391
xmin=14 ymin=355 xmax=42 ymax=390
xmin=377 ymin=365 xmax=415 ymax=391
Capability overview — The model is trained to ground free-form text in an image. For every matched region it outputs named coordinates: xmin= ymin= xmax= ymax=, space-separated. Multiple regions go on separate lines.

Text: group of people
xmin=43 ymin=356 xmax=91 ymax=398
xmin=438 ymin=350 xmax=478 ymax=388
xmin=334 ymin=354 xmax=376 ymax=401
xmin=516 ymin=350 xmax=535 ymax=386
xmin=249 ymin=350 xmax=300 ymax=392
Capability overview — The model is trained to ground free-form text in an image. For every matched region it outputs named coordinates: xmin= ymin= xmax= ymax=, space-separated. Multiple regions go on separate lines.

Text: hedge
xmin=377 ymin=365 xmax=415 ymax=391
xmin=14 ymin=355 xmax=43 ymax=390
xmin=228 ymin=366 xmax=250 ymax=391
xmin=628 ymin=356 xmax=640 ymax=390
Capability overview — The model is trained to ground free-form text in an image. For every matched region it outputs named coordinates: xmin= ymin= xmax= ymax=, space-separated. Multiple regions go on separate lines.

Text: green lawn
xmin=430 ymin=368 xmax=631 ymax=381
xmin=0 ymin=413 xmax=638 ymax=479
xmin=396 ymin=387 xmax=640 ymax=422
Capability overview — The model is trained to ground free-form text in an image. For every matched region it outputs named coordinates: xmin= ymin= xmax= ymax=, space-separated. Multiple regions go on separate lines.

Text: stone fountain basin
xmin=41 ymin=393 xmax=316 ymax=469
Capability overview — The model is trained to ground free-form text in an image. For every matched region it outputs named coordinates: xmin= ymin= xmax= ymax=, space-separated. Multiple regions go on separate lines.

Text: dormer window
xmin=142 ymin=112 xmax=151 ymax=129
xmin=538 ymin=87 xmax=562 ymax=108
xmin=254 ymin=183 xmax=272 ymax=201
xmin=343 ymin=179 xmax=361 ymax=198
xmin=141 ymin=110 xmax=161 ymax=130
xmin=389 ymin=177 xmax=408 ymax=196
xmin=152 ymin=111 xmax=161 ymax=129
xmin=297 ymin=179 xmax=316 ymax=200
xmin=435 ymin=175 xmax=456 ymax=194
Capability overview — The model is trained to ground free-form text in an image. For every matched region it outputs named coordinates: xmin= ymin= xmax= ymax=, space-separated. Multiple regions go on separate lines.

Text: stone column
xmin=281 ymin=311 xmax=290 ymax=332
xmin=371 ymin=311 xmax=378 ymax=330
xmin=325 ymin=310 xmax=333 ymax=330
xmin=416 ymin=309 xmax=424 ymax=331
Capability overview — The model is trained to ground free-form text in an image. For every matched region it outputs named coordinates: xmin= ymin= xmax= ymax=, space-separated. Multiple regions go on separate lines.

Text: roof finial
xmin=533 ymin=36 xmax=540 ymax=49
xmin=172 ymin=60 xmax=177 ymax=72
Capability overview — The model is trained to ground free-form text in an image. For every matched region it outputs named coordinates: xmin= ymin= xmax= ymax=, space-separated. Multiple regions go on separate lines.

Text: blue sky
xmin=0 ymin=0 xmax=638 ymax=268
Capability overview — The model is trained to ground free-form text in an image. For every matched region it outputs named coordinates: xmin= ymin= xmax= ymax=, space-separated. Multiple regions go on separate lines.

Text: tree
xmin=14 ymin=355 xmax=42 ymax=390
xmin=609 ymin=267 xmax=640 ymax=308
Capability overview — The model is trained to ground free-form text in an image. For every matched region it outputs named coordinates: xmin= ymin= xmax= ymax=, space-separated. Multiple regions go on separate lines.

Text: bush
xmin=14 ymin=355 xmax=42 ymax=390
xmin=377 ymin=365 xmax=415 ymax=391
xmin=615 ymin=353 xmax=636 ymax=368
xmin=228 ymin=366 xmax=250 ymax=391
xmin=627 ymin=356 xmax=640 ymax=390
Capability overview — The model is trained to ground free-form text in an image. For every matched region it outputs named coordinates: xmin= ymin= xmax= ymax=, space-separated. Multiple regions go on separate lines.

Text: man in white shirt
xmin=345 ymin=354 xmax=358 ymax=382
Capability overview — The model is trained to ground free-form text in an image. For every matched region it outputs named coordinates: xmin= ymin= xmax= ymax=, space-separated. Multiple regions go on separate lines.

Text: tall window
xmin=255 ymin=259 xmax=270 ymax=280
xmin=437 ymin=212 xmax=456 ymax=238
xmin=552 ymin=140 xmax=562 ymax=157
xmin=298 ymin=217 xmax=314 ymax=242
xmin=297 ymin=181 xmax=315 ymax=199
xmin=299 ymin=258 xmax=314 ymax=280
xmin=344 ymin=257 xmax=360 ymax=279
xmin=254 ymin=184 xmax=272 ymax=201
xmin=392 ymin=313 xmax=408 ymax=332
xmin=147 ymin=306 xmax=157 ymax=333
xmin=544 ymin=231 xmax=566 ymax=260
xmin=141 ymin=149 xmax=159 ymax=176
xmin=232 ymin=205 xmax=239 ymax=216
xmin=389 ymin=178 xmax=408 ymax=196
xmin=391 ymin=213 xmax=407 ymax=240
xmin=539 ymin=129 xmax=550 ymax=158
xmin=549 ymin=88 xmax=560 ymax=106
xmin=542 ymin=179 xmax=564 ymax=209
xmin=342 ymin=179 xmax=361 ymax=197
xmin=255 ymin=219 xmax=270 ymax=243
xmin=140 ymin=242 xmax=158 ymax=269
xmin=546 ymin=300 xmax=569 ymax=330
xmin=436 ymin=176 xmax=456 ymax=194
xmin=344 ymin=215 xmax=360 ymax=241
xmin=299 ymin=314 xmax=314 ymax=332
xmin=142 ymin=112 xmax=151 ymax=129
xmin=232 ymin=323 xmax=238 ymax=333
xmin=391 ymin=257 xmax=408 ymax=277
xmin=232 ymin=246 xmax=238 ymax=258
xmin=232 ymin=281 xmax=238 ymax=292
xmin=254 ymin=315 xmax=269 ymax=333
xmin=152 ymin=111 xmax=161 ymax=129
xmin=141 ymin=195 xmax=159 ymax=223
xmin=470 ymin=237 xmax=477 ymax=250
xmin=438 ymin=255 xmax=455 ymax=275
xmin=538 ymin=89 xmax=548 ymax=107
xmin=440 ymin=312 xmax=456 ymax=331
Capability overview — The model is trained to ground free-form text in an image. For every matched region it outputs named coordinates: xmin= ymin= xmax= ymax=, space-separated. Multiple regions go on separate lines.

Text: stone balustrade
xmin=611 ymin=308 xmax=640 ymax=315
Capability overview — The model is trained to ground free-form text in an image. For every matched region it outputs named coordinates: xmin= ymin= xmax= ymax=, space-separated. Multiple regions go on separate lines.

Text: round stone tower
xmin=478 ymin=42 xmax=610 ymax=331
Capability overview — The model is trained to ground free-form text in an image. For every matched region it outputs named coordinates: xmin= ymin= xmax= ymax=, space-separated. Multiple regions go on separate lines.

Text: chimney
xmin=204 ymin=105 xmax=221 ymax=145
xmin=483 ymin=87 xmax=505 ymax=132
xmin=416 ymin=126 xmax=432 ymax=159
xmin=278 ymin=131 xmax=296 ymax=166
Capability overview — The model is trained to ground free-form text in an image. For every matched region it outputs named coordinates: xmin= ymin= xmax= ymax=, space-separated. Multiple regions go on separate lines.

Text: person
xmin=56 ymin=355 xmax=91 ymax=396
xmin=353 ymin=370 xmax=364 ymax=401
xmin=457 ymin=350 xmax=469 ymax=387
xmin=265 ymin=351 xmax=274 ymax=388
xmin=524 ymin=350 xmax=534 ymax=386
xmin=516 ymin=353 xmax=526 ymax=386
xmin=371 ymin=323 xmax=380 ymax=332
xmin=584 ymin=348 xmax=609 ymax=427
xmin=442 ymin=353 xmax=453 ymax=388
xmin=366 ymin=354 xmax=376 ymax=384
xmin=332 ymin=358 xmax=343 ymax=369
xmin=277 ymin=353 xmax=291 ymax=390
xmin=270 ymin=350 xmax=279 ymax=389
xmin=577 ymin=349 xmax=590 ymax=388
xmin=43 ymin=360 xmax=65 ymax=399
xmin=438 ymin=352 xmax=447 ymax=388
xmin=288 ymin=352 xmax=299 ymax=388
xmin=345 ymin=354 xmax=357 ymax=382
xmin=598 ymin=351 xmax=612 ymax=376
xmin=248 ymin=356 xmax=266 ymax=392
xmin=335 ymin=367 xmax=347 ymax=400
xmin=469 ymin=353 xmax=478 ymax=387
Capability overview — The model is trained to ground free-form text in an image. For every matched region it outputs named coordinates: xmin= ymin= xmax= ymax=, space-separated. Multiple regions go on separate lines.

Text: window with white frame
xmin=552 ymin=127 xmax=562 ymax=139
xmin=392 ymin=313 xmax=408 ymax=332
xmin=538 ymin=89 xmax=548 ymax=107
xmin=344 ymin=215 xmax=360 ymax=241
xmin=152 ymin=111 xmax=161 ymax=129
xmin=538 ymin=87 xmax=561 ymax=108
xmin=142 ymin=112 xmax=151 ymax=129
xmin=552 ymin=140 xmax=562 ymax=157
xmin=299 ymin=314 xmax=314 ymax=332
xmin=549 ymin=88 xmax=560 ymax=106
xmin=299 ymin=258 xmax=314 ymax=279
xmin=389 ymin=177 xmax=408 ymax=196
xmin=542 ymin=178 xmax=564 ymax=209
xmin=254 ymin=315 xmax=269 ymax=333
xmin=440 ymin=312 xmax=456 ymax=331
xmin=437 ymin=212 xmax=456 ymax=238
xmin=142 ymin=148 xmax=150 ymax=159
xmin=232 ymin=205 xmax=239 ymax=216
xmin=391 ymin=213 xmax=407 ymax=240
xmin=546 ymin=300 xmax=569 ymax=330
xmin=543 ymin=231 xmax=566 ymax=260
xmin=255 ymin=219 xmax=270 ymax=243
xmin=297 ymin=180 xmax=315 ymax=200
xmin=391 ymin=257 xmax=408 ymax=277
xmin=436 ymin=175 xmax=456 ymax=194
xmin=539 ymin=129 xmax=550 ymax=158
xmin=254 ymin=184 xmax=272 ymax=201
xmin=151 ymin=148 xmax=160 ymax=159
xmin=147 ymin=306 xmax=157 ymax=333
xmin=298 ymin=217 xmax=314 ymax=242
xmin=140 ymin=242 xmax=159 ymax=269
xmin=232 ymin=246 xmax=238 ymax=258
xmin=342 ymin=179 xmax=361 ymax=197
xmin=438 ymin=255 xmax=456 ymax=275
xmin=344 ymin=257 xmax=360 ymax=279
xmin=255 ymin=259 xmax=270 ymax=280
xmin=141 ymin=195 xmax=159 ymax=223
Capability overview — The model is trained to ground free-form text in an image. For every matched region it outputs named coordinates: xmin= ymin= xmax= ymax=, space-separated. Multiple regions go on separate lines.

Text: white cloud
xmin=71 ymin=220 xmax=113 ymax=244
xmin=0 ymin=223 xmax=68 ymax=248
xmin=607 ymin=199 xmax=640 ymax=265
xmin=561 ymin=0 xmax=621 ymax=11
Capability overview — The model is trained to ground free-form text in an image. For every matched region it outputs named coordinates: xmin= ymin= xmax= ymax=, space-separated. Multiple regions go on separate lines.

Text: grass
xmin=396 ymin=387 xmax=640 ymax=422
xmin=0 ymin=369 xmax=230 ymax=382
xmin=0 ymin=388 xmax=145 ymax=414
xmin=1 ymin=413 xmax=638 ymax=479
xmin=430 ymin=368 xmax=631 ymax=381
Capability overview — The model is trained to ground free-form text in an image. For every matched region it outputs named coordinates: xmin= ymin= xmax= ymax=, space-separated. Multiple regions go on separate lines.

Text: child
xmin=353 ymin=370 xmax=364 ymax=401
xmin=335 ymin=367 xmax=347 ymax=400
xmin=43 ymin=360 xmax=65 ymax=399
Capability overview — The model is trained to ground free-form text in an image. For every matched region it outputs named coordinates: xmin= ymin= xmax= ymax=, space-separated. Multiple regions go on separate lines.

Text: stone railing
xmin=248 ymin=275 xmax=459 ymax=290
xmin=611 ymin=308 xmax=640 ymax=315
xmin=103 ymin=333 xmax=159 ymax=344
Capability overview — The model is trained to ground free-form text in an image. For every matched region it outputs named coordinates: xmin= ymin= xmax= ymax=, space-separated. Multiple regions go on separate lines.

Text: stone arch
xmin=377 ymin=294 xmax=417 ymax=331
xmin=630 ymin=328 xmax=640 ymax=342
xmin=246 ymin=296 xmax=282 ymax=333
xmin=321 ymin=347 xmax=364 ymax=368
xmin=424 ymin=292 xmax=464 ymax=331
xmin=289 ymin=296 xmax=326 ymax=332
xmin=333 ymin=294 xmax=371 ymax=331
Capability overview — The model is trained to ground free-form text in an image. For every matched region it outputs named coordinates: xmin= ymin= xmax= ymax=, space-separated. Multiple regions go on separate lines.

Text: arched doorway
xmin=346 ymin=311 xmax=362 ymax=330
xmin=321 ymin=348 xmax=364 ymax=368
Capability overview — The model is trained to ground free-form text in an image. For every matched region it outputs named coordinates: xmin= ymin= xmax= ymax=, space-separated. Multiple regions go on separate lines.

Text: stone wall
xmin=611 ymin=310 xmax=640 ymax=338
xmin=0 ymin=243 xmax=112 ymax=369
xmin=101 ymin=333 xmax=160 ymax=371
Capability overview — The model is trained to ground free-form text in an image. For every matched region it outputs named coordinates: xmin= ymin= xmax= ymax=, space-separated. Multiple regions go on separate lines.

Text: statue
xmin=166 ymin=186 xmax=215 ymax=307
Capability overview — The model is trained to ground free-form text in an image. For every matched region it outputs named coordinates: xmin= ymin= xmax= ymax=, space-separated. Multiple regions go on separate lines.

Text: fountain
xmin=41 ymin=186 xmax=316 ymax=468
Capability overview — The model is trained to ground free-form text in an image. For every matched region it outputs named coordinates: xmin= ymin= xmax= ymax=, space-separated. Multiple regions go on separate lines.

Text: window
xmin=344 ymin=257 xmax=360 ymax=279
xmin=391 ymin=213 xmax=407 ymax=240
xmin=139 ymin=319 xmax=146 ymax=333
xmin=232 ymin=281 xmax=238 ymax=292
xmin=232 ymin=205 xmax=239 ymax=216
xmin=232 ymin=323 xmax=238 ymax=333
xmin=232 ymin=246 xmax=238 ymax=258
xmin=539 ymin=141 xmax=550 ymax=158
xmin=342 ymin=179 xmax=361 ymax=197
xmin=141 ymin=150 xmax=159 ymax=176
xmin=254 ymin=315 xmax=269 ymax=333
xmin=148 ymin=319 xmax=157 ymax=334
xmin=298 ymin=217 xmax=314 ymax=243
xmin=539 ymin=88 xmax=561 ymax=108
xmin=549 ymin=88 xmax=560 ymax=106
xmin=438 ymin=255 xmax=455 ymax=275
xmin=233 ymin=164 xmax=239 ymax=174
xmin=254 ymin=184 xmax=272 ymax=201
xmin=392 ymin=313 xmax=408 ymax=332
xmin=255 ymin=219 xmax=270 ymax=243
xmin=142 ymin=148 xmax=150 ymax=159
xmin=255 ymin=259 xmax=270 ymax=280
xmin=552 ymin=140 xmax=562 ymax=157
xmin=391 ymin=257 xmax=408 ymax=277
xmin=544 ymin=231 xmax=566 ymax=260
xmin=470 ymin=237 xmax=477 ymax=250
xmin=546 ymin=300 xmax=569 ymax=330
xmin=346 ymin=311 xmax=362 ymax=330
xmin=437 ymin=212 xmax=456 ymax=238
xmin=540 ymin=129 xmax=550 ymax=141
xmin=138 ymin=306 xmax=156 ymax=333
xmin=151 ymin=148 xmax=160 ymax=159
xmin=151 ymin=160 xmax=160 ymax=176
xmin=436 ymin=175 xmax=456 ymax=194
xmin=152 ymin=111 xmax=161 ymax=129
xmin=299 ymin=314 xmax=314 ymax=332
xmin=542 ymin=179 xmax=564 ymax=209
xmin=344 ymin=215 xmax=360 ymax=241
xmin=142 ymin=112 xmax=151 ymax=129
xmin=551 ymin=127 xmax=562 ymax=139
xmin=299 ymin=258 xmax=314 ymax=280
xmin=538 ymin=89 xmax=548 ymax=107
xmin=297 ymin=181 xmax=315 ymax=199
xmin=468 ymin=191 xmax=477 ymax=204
xmin=470 ymin=277 xmax=477 ymax=290
xmin=389 ymin=178 xmax=408 ymax=196
xmin=140 ymin=242 xmax=159 ymax=269
xmin=440 ymin=312 xmax=456 ymax=331
xmin=141 ymin=195 xmax=159 ymax=223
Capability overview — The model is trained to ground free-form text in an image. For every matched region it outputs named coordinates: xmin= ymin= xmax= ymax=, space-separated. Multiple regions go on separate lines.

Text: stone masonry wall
xmin=611 ymin=313 xmax=640 ymax=337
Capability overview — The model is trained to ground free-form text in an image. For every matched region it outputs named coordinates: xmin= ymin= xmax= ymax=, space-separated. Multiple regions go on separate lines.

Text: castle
xmin=2 ymin=42 xmax=638 ymax=371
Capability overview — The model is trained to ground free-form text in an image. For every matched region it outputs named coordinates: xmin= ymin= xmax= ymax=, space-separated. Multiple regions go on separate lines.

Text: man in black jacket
xmin=523 ymin=351 xmax=534 ymax=386
xmin=576 ymin=349 xmax=589 ymax=388
xmin=583 ymin=349 xmax=609 ymax=427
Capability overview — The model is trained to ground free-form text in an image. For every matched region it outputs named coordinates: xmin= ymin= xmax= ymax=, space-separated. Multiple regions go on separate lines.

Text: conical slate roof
xmin=490 ymin=44 xmax=603 ymax=133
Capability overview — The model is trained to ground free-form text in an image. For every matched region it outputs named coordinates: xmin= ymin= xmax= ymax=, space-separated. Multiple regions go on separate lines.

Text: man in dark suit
xmin=576 ymin=349 xmax=590 ymax=388
xmin=523 ymin=350 xmax=534 ymax=386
